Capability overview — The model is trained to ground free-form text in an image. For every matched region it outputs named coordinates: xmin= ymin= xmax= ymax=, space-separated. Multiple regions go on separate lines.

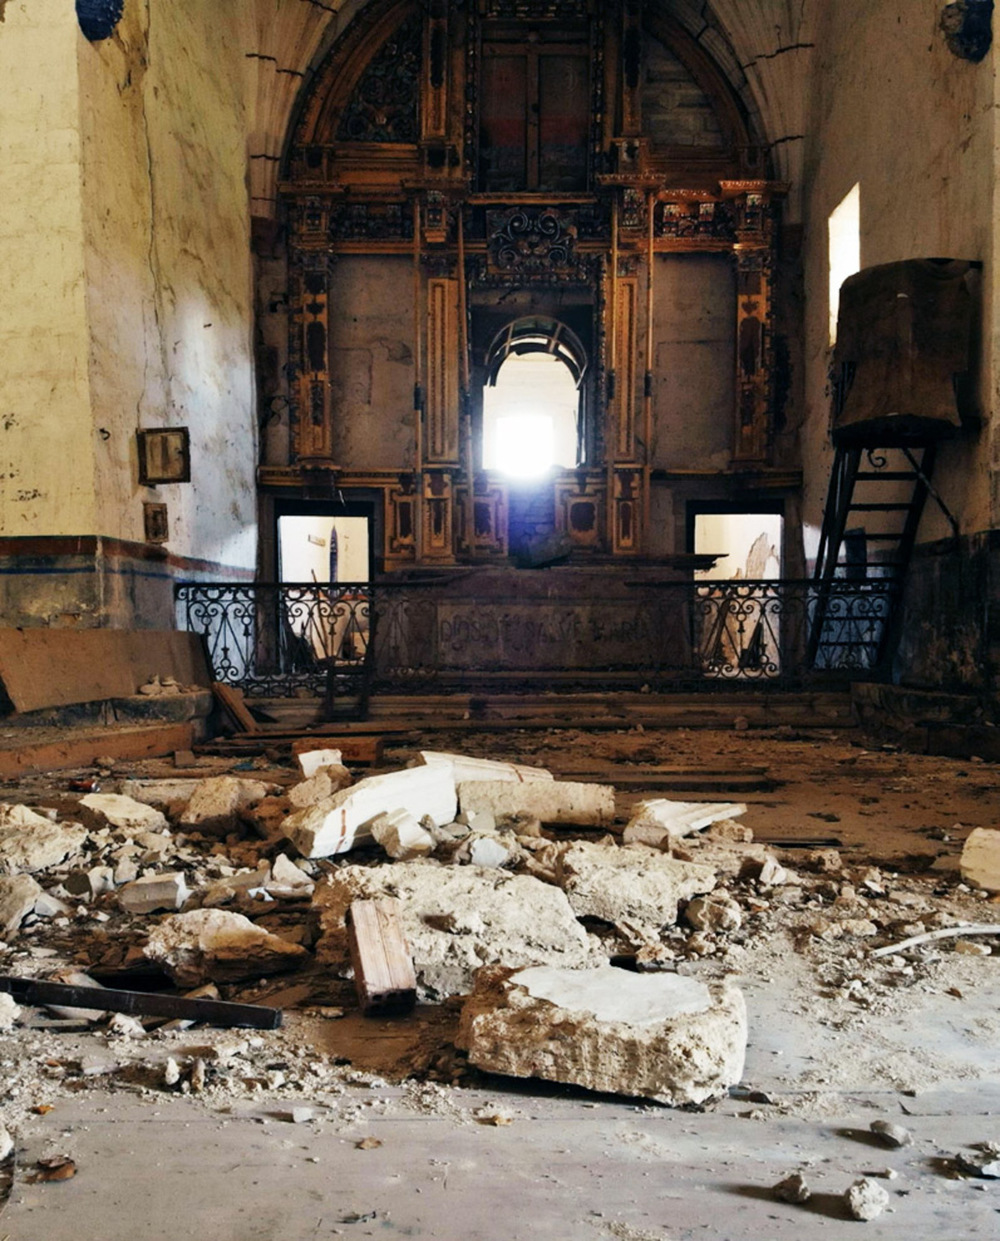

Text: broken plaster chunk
xmin=457 ymin=964 xmax=747 ymax=1107
xmin=370 ymin=808 xmax=435 ymax=860
xmin=844 ymin=1177 xmax=889 ymax=1221
xmin=559 ymin=840 xmax=716 ymax=930
xmin=119 ymin=871 xmax=192 ymax=915
xmin=0 ymin=805 xmax=88 ymax=875
xmin=296 ymin=748 xmax=343 ymax=779
xmin=685 ymin=892 xmax=742 ymax=934
xmin=79 ymin=793 xmax=169 ymax=835
xmin=456 ymin=834 xmax=514 ymax=870
xmin=458 ymin=779 xmax=614 ymax=828
xmin=960 ymin=827 xmax=1000 ymax=893
xmin=314 ymin=861 xmax=601 ymax=1001
xmin=288 ymin=765 xmax=353 ymax=809
xmin=180 ymin=777 xmax=276 ymax=836
xmin=0 ymin=874 xmax=43 ymax=935
xmin=143 ymin=908 xmax=309 ymax=986
xmin=0 ymin=1123 xmax=12 ymax=1162
xmin=623 ymin=799 xmax=747 ymax=848
xmin=267 ymin=853 xmax=316 ymax=896
xmin=420 ymin=751 xmax=553 ymax=783
xmin=284 ymin=765 xmax=457 ymax=859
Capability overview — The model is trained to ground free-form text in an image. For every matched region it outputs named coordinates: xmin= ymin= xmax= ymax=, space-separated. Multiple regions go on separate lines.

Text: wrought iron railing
xmin=175 ymin=582 xmax=372 ymax=703
xmin=176 ymin=577 xmax=898 ymax=702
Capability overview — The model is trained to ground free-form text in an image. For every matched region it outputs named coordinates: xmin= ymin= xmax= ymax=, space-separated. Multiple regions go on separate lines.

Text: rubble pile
xmin=0 ymin=737 xmax=997 ymax=1160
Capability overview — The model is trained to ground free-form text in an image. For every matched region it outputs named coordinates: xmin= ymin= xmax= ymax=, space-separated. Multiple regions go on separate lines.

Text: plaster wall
xmin=328 ymin=257 xmax=416 ymax=470
xmin=800 ymin=0 xmax=997 ymax=564
xmin=0 ymin=0 xmax=98 ymax=535
xmin=650 ymin=254 xmax=735 ymax=470
xmin=78 ymin=0 xmax=258 ymax=571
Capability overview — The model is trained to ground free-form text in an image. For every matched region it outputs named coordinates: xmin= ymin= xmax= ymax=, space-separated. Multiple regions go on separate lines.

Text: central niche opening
xmin=481 ymin=318 xmax=586 ymax=478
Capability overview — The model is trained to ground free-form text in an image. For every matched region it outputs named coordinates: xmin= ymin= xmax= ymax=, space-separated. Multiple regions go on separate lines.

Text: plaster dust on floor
xmin=0 ymin=725 xmax=999 ymax=1238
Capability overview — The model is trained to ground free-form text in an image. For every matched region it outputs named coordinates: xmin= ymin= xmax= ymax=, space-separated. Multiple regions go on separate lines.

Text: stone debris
xmin=956 ymin=1143 xmax=1000 ymax=1178
xmin=453 ymin=834 xmax=514 ymax=870
xmin=0 ymin=1122 xmax=13 ymax=1162
xmin=0 ymin=805 xmax=88 ymax=874
xmin=118 ymin=778 xmax=201 ymax=812
xmin=296 ymin=748 xmax=343 ymax=779
xmin=457 ymin=963 xmax=747 ymax=1106
xmin=843 ymin=1177 xmax=889 ymax=1220
xmin=78 ymin=793 xmax=169 ymax=834
xmin=622 ymin=798 xmax=747 ymax=848
xmin=267 ymin=853 xmax=315 ymax=897
xmin=558 ymin=841 xmax=716 ymax=930
xmin=180 ymin=777 xmax=277 ymax=835
xmin=288 ymin=765 xmax=354 ymax=809
xmin=315 ymin=861 xmax=601 ymax=1000
xmin=870 ymin=1119 xmax=912 ymax=1148
xmin=284 ymin=765 xmax=457 ymax=858
xmin=960 ymin=827 xmax=1000 ymax=893
xmin=118 ymin=872 xmax=192 ymax=915
xmin=773 ymin=1172 xmax=811 ymax=1203
xmin=0 ymin=874 xmax=43 ymax=935
xmin=685 ymin=892 xmax=742 ymax=933
xmin=457 ymin=779 xmax=614 ymax=827
xmin=0 ymin=992 xmax=21 ymax=1030
xmin=370 ymin=808 xmax=436 ymax=860
xmin=419 ymin=751 xmax=553 ymax=783
xmin=143 ymin=908 xmax=309 ymax=986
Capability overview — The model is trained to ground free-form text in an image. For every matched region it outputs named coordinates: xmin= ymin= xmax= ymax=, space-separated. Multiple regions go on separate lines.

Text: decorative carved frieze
xmin=479 ymin=0 xmax=591 ymax=19
xmin=328 ymin=202 xmax=412 ymax=242
xmin=657 ymin=199 xmax=736 ymax=242
xmin=287 ymin=250 xmax=337 ymax=464
xmin=456 ymin=484 xmax=508 ymax=558
xmin=337 ymin=11 xmax=422 ymax=144
xmin=555 ymin=475 xmax=606 ymax=549
xmin=482 ymin=206 xmax=595 ymax=283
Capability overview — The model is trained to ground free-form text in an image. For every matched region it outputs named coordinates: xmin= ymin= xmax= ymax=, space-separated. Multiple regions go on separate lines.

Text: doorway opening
xmin=276 ymin=511 xmax=372 ymax=667
xmin=481 ymin=317 xmax=587 ymax=477
xmin=689 ymin=504 xmax=785 ymax=679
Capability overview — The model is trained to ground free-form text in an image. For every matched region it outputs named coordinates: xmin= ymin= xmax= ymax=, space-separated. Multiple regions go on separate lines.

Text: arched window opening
xmin=481 ymin=319 xmax=586 ymax=478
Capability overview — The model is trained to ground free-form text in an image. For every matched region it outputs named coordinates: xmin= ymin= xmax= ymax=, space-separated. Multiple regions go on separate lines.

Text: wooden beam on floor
xmin=0 ymin=723 xmax=196 ymax=779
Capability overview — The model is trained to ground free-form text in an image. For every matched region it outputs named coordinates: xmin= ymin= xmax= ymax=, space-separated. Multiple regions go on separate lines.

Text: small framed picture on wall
xmin=137 ymin=428 xmax=191 ymax=485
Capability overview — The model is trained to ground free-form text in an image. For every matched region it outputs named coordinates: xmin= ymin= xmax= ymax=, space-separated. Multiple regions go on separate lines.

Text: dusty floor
xmin=1 ymin=723 xmax=999 ymax=1239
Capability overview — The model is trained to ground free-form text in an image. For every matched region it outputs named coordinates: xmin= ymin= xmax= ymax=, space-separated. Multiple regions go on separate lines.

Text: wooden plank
xmin=0 ymin=629 xmax=211 ymax=713
xmin=347 ymin=898 xmax=417 ymax=1017
xmin=290 ymin=735 xmax=383 ymax=765
xmin=212 ymin=683 xmax=261 ymax=734
xmin=0 ymin=722 xmax=195 ymax=778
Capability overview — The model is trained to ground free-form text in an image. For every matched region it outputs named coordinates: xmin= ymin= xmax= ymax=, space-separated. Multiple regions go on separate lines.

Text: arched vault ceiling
xmin=245 ymin=0 xmax=814 ymax=219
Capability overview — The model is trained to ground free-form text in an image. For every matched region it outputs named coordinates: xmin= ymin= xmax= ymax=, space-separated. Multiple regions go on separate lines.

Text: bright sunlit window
xmin=829 ymin=182 xmax=861 ymax=346
xmin=482 ymin=352 xmax=579 ymax=477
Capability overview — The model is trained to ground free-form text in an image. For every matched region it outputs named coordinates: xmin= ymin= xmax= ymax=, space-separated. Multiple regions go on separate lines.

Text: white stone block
xmin=420 ymin=751 xmax=553 ymax=783
xmin=0 ymin=805 xmax=88 ymax=875
xmin=180 ymin=777 xmax=275 ymax=835
xmin=559 ymin=840 xmax=716 ymax=929
xmin=79 ymin=793 xmax=169 ymax=834
xmin=961 ymin=827 xmax=1000 ymax=892
xmin=296 ymin=748 xmax=343 ymax=778
xmin=119 ymin=872 xmax=191 ymax=915
xmin=457 ymin=779 xmax=614 ymax=827
xmin=623 ymin=799 xmax=747 ymax=847
xmin=284 ymin=765 xmax=457 ymax=858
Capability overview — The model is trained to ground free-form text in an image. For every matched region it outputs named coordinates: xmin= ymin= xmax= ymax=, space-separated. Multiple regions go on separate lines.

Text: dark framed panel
xmin=137 ymin=428 xmax=191 ymax=485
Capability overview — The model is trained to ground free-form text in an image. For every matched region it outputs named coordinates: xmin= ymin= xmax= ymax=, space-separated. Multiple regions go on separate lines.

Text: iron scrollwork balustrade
xmin=175 ymin=578 xmax=898 ymax=701
xmin=175 ymin=583 xmax=372 ymax=700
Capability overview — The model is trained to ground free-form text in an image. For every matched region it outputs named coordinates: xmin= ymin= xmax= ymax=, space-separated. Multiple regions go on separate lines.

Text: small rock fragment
xmin=119 ymin=872 xmax=191 ymax=915
xmin=870 ymin=1119 xmax=912 ymax=1148
xmin=0 ymin=1123 xmax=12 ymax=1161
xmin=685 ymin=892 xmax=742 ymax=933
xmin=960 ymin=827 xmax=1000 ymax=893
xmin=144 ymin=908 xmax=308 ymax=985
xmin=163 ymin=1057 xmax=181 ymax=1088
xmin=844 ymin=1177 xmax=889 ymax=1221
xmin=0 ymin=874 xmax=43 ymax=935
xmin=370 ymin=808 xmax=435 ymax=860
xmin=773 ymin=1172 xmax=811 ymax=1203
xmin=79 ymin=793 xmax=169 ymax=834
xmin=0 ymin=992 xmax=21 ymax=1030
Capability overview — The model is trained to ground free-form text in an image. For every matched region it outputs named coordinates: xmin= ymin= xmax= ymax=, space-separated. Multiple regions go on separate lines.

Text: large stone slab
xmin=143 ymin=908 xmax=308 ymax=986
xmin=314 ymin=860 xmax=602 ymax=1001
xmin=458 ymin=779 xmax=614 ymax=827
xmin=457 ymin=963 xmax=747 ymax=1105
xmin=284 ymin=765 xmax=457 ymax=858
xmin=558 ymin=840 xmax=716 ymax=928
xmin=622 ymin=798 xmax=747 ymax=848
xmin=0 ymin=804 xmax=88 ymax=874
xmin=179 ymin=777 xmax=276 ymax=835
